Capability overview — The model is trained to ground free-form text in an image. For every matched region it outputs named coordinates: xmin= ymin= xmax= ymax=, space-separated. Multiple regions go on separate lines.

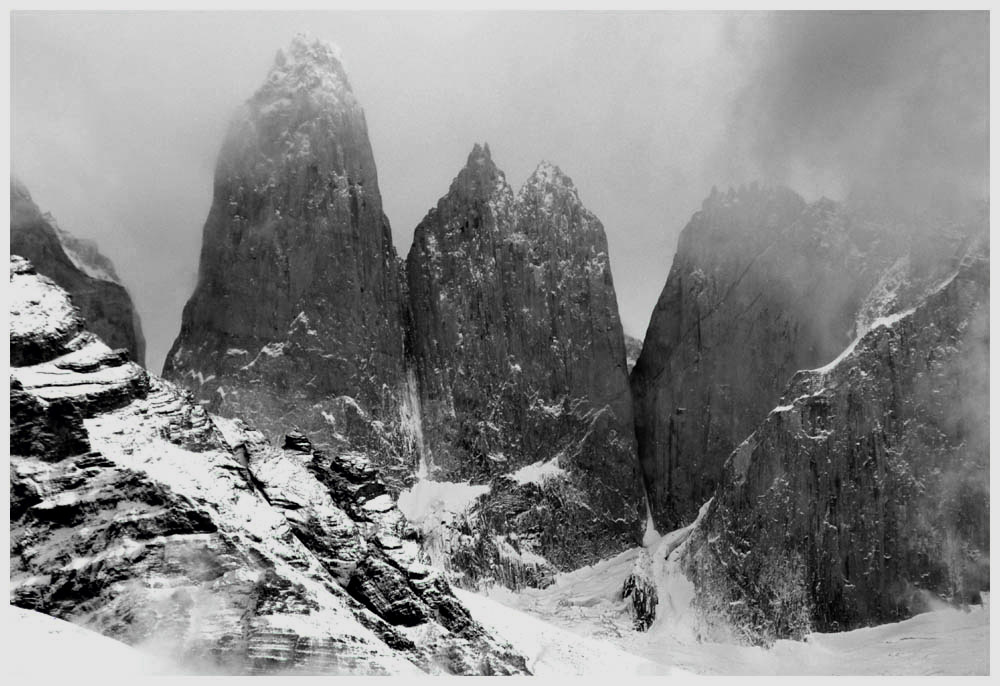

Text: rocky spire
xmin=163 ymin=37 xmax=407 ymax=467
xmin=404 ymin=145 xmax=645 ymax=580
xmin=420 ymin=141 xmax=511 ymax=225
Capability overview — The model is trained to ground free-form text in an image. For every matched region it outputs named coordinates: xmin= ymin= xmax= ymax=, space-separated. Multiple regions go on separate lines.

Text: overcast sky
xmin=11 ymin=11 xmax=988 ymax=372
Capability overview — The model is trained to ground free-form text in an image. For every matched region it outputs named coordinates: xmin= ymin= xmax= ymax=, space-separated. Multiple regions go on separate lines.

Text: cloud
xmin=720 ymin=11 xmax=988 ymax=220
xmin=10 ymin=12 xmax=989 ymax=367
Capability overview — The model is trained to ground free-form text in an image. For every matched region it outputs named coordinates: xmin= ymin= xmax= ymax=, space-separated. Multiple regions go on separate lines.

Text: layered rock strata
xmin=10 ymin=255 xmax=528 ymax=675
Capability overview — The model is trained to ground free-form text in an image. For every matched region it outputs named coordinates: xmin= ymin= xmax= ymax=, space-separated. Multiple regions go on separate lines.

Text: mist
xmin=10 ymin=11 xmax=988 ymax=372
xmin=719 ymin=11 xmax=988 ymax=220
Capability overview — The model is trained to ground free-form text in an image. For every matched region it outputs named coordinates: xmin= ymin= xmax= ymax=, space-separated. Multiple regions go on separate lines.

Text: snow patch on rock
xmin=53 ymin=225 xmax=121 ymax=284
xmin=812 ymin=267 xmax=962 ymax=375
xmin=508 ymin=454 xmax=567 ymax=485
xmin=397 ymin=479 xmax=490 ymax=525
xmin=9 ymin=264 xmax=78 ymax=345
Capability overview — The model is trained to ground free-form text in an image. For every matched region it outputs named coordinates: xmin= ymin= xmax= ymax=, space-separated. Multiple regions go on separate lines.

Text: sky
xmin=10 ymin=11 xmax=988 ymax=373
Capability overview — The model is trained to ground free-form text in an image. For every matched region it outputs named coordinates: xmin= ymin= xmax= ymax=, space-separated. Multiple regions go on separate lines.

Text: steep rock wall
xmin=162 ymin=37 xmax=408 ymax=475
xmin=684 ymin=251 xmax=989 ymax=643
xmin=632 ymin=184 xmax=981 ymax=530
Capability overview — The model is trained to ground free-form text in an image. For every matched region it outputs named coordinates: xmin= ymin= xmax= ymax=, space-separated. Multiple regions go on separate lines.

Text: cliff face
xmin=631 ymin=184 xmax=980 ymax=531
xmin=162 ymin=37 xmax=407 ymax=466
xmin=404 ymin=145 xmax=645 ymax=575
xmin=10 ymin=179 xmax=146 ymax=366
xmin=9 ymin=255 xmax=528 ymax=675
xmin=683 ymin=249 xmax=989 ymax=644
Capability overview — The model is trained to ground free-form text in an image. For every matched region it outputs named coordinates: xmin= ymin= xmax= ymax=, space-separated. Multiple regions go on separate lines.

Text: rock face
xmin=631 ymin=184 xmax=981 ymax=531
xmin=404 ymin=145 xmax=645 ymax=576
xmin=683 ymin=250 xmax=989 ymax=644
xmin=10 ymin=255 xmax=528 ymax=675
xmin=623 ymin=333 xmax=643 ymax=374
xmin=10 ymin=178 xmax=146 ymax=366
xmin=162 ymin=37 xmax=408 ymax=471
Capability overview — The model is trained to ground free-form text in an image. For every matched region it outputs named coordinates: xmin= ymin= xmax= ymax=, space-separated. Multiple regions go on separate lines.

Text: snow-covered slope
xmin=454 ymin=589 xmax=678 ymax=676
xmin=458 ymin=523 xmax=990 ymax=676
xmin=7 ymin=606 xmax=179 ymax=676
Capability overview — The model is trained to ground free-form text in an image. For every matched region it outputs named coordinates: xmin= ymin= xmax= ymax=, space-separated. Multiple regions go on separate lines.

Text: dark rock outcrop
xmin=683 ymin=251 xmax=989 ymax=644
xmin=404 ymin=145 xmax=645 ymax=575
xmin=10 ymin=179 xmax=146 ymax=366
xmin=282 ymin=430 xmax=313 ymax=453
xmin=622 ymin=551 xmax=658 ymax=631
xmin=10 ymin=256 xmax=528 ymax=675
xmin=10 ymin=378 xmax=90 ymax=462
xmin=631 ymin=184 xmax=982 ymax=531
xmin=162 ymin=36 xmax=409 ymax=472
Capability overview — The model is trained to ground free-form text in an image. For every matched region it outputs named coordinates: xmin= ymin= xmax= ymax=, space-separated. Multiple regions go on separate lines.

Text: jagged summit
xmin=409 ymin=143 xmax=513 ymax=241
xmin=462 ymin=142 xmax=498 ymax=175
xmin=523 ymin=160 xmax=572 ymax=188
xmin=444 ymin=142 xmax=506 ymax=202
xmin=468 ymin=141 xmax=492 ymax=162
xmin=518 ymin=160 xmax=586 ymax=215
xmin=286 ymin=33 xmax=345 ymax=66
xmin=698 ymin=182 xmax=804 ymax=212
xmin=254 ymin=34 xmax=353 ymax=108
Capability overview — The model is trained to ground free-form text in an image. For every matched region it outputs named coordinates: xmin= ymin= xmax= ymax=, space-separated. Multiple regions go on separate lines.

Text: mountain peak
xmin=518 ymin=160 xmax=584 ymax=212
xmin=279 ymin=33 xmax=345 ymax=71
xmin=253 ymin=34 xmax=353 ymax=108
xmin=700 ymin=182 xmax=804 ymax=212
xmin=466 ymin=142 xmax=494 ymax=168
xmin=444 ymin=142 xmax=506 ymax=203
xmin=524 ymin=160 xmax=575 ymax=191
